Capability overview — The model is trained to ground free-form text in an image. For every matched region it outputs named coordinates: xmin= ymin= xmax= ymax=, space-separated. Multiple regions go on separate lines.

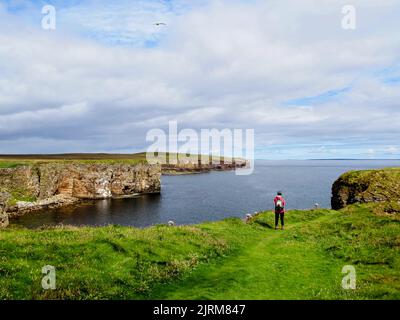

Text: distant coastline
xmin=309 ymin=158 xmax=400 ymax=161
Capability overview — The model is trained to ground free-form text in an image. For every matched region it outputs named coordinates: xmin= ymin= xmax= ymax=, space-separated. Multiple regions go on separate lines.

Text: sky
xmin=0 ymin=0 xmax=399 ymax=159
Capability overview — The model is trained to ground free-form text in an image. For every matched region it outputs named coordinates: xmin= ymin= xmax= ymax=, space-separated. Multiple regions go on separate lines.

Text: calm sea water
xmin=11 ymin=160 xmax=400 ymax=229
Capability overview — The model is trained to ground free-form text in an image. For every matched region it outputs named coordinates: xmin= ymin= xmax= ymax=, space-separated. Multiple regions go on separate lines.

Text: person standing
xmin=274 ymin=191 xmax=286 ymax=230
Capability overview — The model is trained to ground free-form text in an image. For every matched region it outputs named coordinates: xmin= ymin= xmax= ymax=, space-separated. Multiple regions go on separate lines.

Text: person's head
xmin=277 ymin=191 xmax=282 ymax=196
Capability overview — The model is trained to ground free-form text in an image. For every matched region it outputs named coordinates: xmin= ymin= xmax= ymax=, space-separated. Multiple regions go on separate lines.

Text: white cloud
xmin=385 ymin=146 xmax=400 ymax=155
xmin=0 ymin=0 xmax=399 ymax=157
xmin=0 ymin=102 xmax=89 ymax=135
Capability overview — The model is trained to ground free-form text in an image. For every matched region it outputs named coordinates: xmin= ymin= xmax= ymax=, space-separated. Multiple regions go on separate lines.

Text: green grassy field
xmin=0 ymin=152 xmax=230 ymax=168
xmin=0 ymin=203 xmax=398 ymax=299
xmin=0 ymin=153 xmax=149 ymax=168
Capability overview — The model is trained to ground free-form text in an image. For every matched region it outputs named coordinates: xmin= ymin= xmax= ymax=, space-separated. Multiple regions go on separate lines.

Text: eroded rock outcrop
xmin=0 ymin=192 xmax=10 ymax=228
xmin=161 ymin=159 xmax=248 ymax=175
xmin=0 ymin=163 xmax=161 ymax=217
xmin=331 ymin=168 xmax=400 ymax=210
xmin=35 ymin=163 xmax=161 ymax=199
xmin=7 ymin=195 xmax=81 ymax=218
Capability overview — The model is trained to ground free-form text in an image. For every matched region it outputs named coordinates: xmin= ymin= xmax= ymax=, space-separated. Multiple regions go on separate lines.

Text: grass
xmin=6 ymin=189 xmax=37 ymax=206
xmin=149 ymin=206 xmax=399 ymax=300
xmin=0 ymin=161 xmax=29 ymax=169
xmin=0 ymin=159 xmax=147 ymax=169
xmin=341 ymin=167 xmax=400 ymax=181
xmin=0 ymin=152 xmax=235 ymax=168
xmin=0 ymin=153 xmax=153 ymax=168
xmin=0 ymin=204 xmax=399 ymax=299
xmin=0 ymin=186 xmax=38 ymax=207
xmin=338 ymin=167 xmax=400 ymax=201
xmin=0 ymin=225 xmax=228 ymax=299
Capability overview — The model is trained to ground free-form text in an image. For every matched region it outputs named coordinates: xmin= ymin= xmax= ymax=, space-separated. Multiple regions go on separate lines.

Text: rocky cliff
xmin=331 ymin=168 xmax=400 ymax=210
xmin=0 ymin=163 xmax=161 ymax=219
xmin=0 ymin=192 xmax=10 ymax=227
xmin=161 ymin=159 xmax=248 ymax=175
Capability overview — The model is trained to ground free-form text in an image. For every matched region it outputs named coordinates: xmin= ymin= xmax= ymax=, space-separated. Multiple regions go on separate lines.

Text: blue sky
xmin=0 ymin=0 xmax=399 ymax=159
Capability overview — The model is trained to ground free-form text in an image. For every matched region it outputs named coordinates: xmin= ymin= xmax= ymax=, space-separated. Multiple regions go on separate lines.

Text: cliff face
xmin=35 ymin=163 xmax=161 ymax=199
xmin=161 ymin=159 xmax=248 ymax=175
xmin=0 ymin=166 xmax=39 ymax=198
xmin=0 ymin=192 xmax=10 ymax=227
xmin=0 ymin=163 xmax=161 ymax=217
xmin=331 ymin=168 xmax=400 ymax=210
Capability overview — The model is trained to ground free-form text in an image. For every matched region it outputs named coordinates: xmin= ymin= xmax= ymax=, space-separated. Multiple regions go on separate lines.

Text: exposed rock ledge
xmin=6 ymin=194 xmax=79 ymax=219
xmin=0 ymin=163 xmax=161 ymax=224
xmin=162 ymin=159 xmax=248 ymax=175
xmin=331 ymin=168 xmax=400 ymax=210
xmin=0 ymin=192 xmax=10 ymax=228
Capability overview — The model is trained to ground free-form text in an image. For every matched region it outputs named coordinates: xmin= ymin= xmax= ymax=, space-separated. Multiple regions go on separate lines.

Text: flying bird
xmin=153 ymin=22 xmax=167 ymax=26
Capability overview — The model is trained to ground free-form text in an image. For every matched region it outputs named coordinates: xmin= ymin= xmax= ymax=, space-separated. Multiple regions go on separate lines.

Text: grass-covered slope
xmin=0 ymin=152 xmax=230 ymax=168
xmin=0 ymin=204 xmax=399 ymax=300
xmin=332 ymin=167 xmax=400 ymax=209
xmin=0 ymin=225 xmax=228 ymax=299
xmin=0 ymin=154 xmax=148 ymax=168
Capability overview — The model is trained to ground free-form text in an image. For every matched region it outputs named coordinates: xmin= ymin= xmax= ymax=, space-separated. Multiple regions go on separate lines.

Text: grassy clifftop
xmin=0 ymin=203 xmax=399 ymax=300
xmin=0 ymin=152 xmax=233 ymax=168
xmin=0 ymin=154 xmax=148 ymax=168
xmin=332 ymin=167 xmax=400 ymax=210
xmin=1 ymin=166 xmax=399 ymax=299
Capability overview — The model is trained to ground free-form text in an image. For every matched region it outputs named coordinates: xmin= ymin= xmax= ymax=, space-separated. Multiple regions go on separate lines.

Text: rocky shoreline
xmin=0 ymin=160 xmax=249 ymax=227
xmin=161 ymin=160 xmax=247 ymax=175
xmin=6 ymin=194 xmax=80 ymax=219
xmin=0 ymin=163 xmax=161 ymax=227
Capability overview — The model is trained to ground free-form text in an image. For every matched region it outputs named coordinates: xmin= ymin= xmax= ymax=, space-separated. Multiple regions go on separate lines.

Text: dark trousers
xmin=275 ymin=212 xmax=284 ymax=227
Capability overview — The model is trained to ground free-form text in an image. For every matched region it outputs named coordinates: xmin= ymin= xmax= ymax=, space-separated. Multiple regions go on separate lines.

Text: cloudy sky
xmin=0 ymin=0 xmax=399 ymax=159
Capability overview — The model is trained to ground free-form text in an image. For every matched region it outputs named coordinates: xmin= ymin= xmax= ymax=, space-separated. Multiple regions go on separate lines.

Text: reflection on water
xmin=11 ymin=160 xmax=400 ymax=229
xmin=11 ymin=194 xmax=163 ymax=229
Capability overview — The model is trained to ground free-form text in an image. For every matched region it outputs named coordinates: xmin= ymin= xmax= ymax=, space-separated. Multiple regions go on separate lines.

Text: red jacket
xmin=274 ymin=196 xmax=286 ymax=214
